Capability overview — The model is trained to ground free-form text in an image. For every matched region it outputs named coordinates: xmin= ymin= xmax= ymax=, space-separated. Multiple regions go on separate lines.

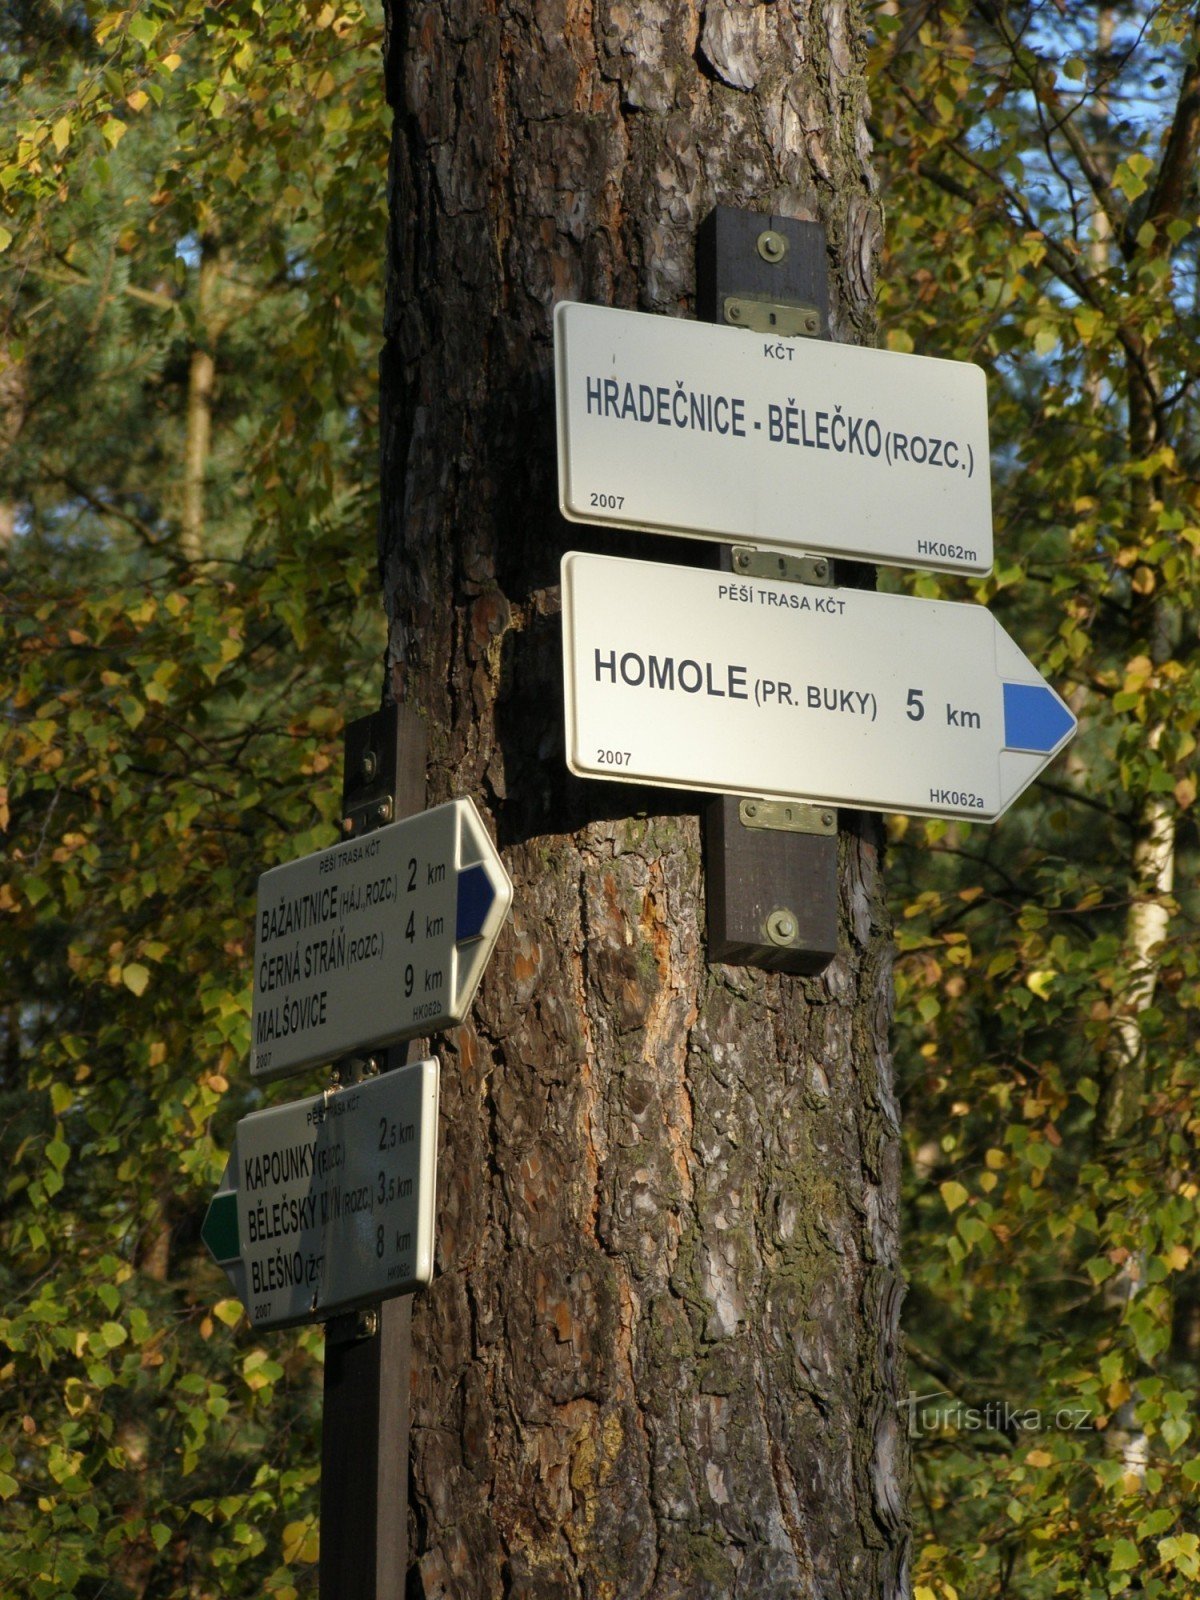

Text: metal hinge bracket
xmin=740 ymin=798 xmax=837 ymax=838
xmin=730 ymin=546 xmax=833 ymax=586
xmin=723 ymin=295 xmax=821 ymax=338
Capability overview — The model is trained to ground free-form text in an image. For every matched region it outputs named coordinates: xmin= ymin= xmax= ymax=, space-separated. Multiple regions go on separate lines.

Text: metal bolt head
xmin=360 ymin=749 xmax=378 ymax=782
xmin=813 ymin=559 xmax=829 ymax=579
xmin=821 ymin=810 xmax=835 ymax=828
xmin=728 ymin=302 xmax=743 ymax=320
xmin=744 ymin=801 xmax=758 ymax=818
xmin=757 ymin=229 xmax=788 ymax=264
xmin=766 ymin=908 xmax=798 ymax=945
xmin=735 ymin=549 xmax=751 ymax=570
xmin=377 ymin=799 xmax=393 ymax=823
xmin=342 ymin=816 xmax=354 ymax=835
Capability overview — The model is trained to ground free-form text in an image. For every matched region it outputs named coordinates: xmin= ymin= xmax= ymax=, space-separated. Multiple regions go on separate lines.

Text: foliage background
xmin=2 ymin=0 xmax=1198 ymax=1596
xmin=872 ymin=4 xmax=1200 ymax=1595
xmin=2 ymin=2 xmax=386 ymax=1594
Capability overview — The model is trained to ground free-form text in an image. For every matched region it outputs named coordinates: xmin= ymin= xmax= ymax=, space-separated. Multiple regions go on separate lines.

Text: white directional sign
xmin=251 ymin=798 xmax=513 ymax=1081
xmin=555 ymin=301 xmax=992 ymax=575
xmin=202 ymin=1061 xmax=439 ymax=1331
xmin=561 ymin=552 xmax=1075 ymax=822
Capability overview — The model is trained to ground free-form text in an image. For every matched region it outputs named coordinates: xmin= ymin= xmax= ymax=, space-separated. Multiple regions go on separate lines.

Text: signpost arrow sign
xmin=251 ymin=797 xmax=513 ymax=1081
xmin=203 ymin=1060 xmax=439 ymax=1331
xmin=561 ymin=552 xmax=1076 ymax=823
xmin=555 ymin=301 xmax=993 ymax=575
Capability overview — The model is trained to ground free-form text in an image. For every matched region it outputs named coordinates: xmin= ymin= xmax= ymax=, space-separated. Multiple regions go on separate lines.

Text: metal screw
xmin=822 ymin=811 xmax=835 ymax=828
xmin=329 ymin=1065 xmax=342 ymax=1086
xmin=361 ymin=749 xmax=378 ymax=782
xmin=358 ymin=1310 xmax=379 ymax=1339
xmin=342 ymin=816 xmax=354 ymax=835
xmin=804 ymin=313 xmax=819 ymax=334
xmin=728 ymin=302 xmax=743 ymax=321
xmin=364 ymin=1056 xmax=381 ymax=1077
xmin=744 ymin=801 xmax=758 ymax=818
xmin=735 ymin=549 xmax=751 ymax=570
xmin=377 ymin=799 xmax=393 ymax=823
xmin=766 ymin=909 xmax=798 ymax=945
xmin=757 ymin=229 xmax=788 ymax=264
xmin=813 ymin=559 xmax=829 ymax=580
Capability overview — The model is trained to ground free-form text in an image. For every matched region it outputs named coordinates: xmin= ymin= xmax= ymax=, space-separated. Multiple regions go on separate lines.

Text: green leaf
xmin=121 ymin=964 xmax=150 ymax=997
xmin=1113 ymin=153 xmax=1153 ymax=201
xmin=1110 ymin=1539 xmax=1140 ymax=1573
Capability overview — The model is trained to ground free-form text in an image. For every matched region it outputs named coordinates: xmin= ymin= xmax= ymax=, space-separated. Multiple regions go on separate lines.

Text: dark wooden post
xmin=698 ymin=207 xmax=839 ymax=975
xmin=319 ymin=703 xmax=426 ymax=1599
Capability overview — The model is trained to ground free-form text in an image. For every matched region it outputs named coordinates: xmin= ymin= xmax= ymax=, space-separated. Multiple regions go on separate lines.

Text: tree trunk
xmin=180 ymin=240 xmax=219 ymax=565
xmin=379 ymin=4 xmax=906 ymax=1595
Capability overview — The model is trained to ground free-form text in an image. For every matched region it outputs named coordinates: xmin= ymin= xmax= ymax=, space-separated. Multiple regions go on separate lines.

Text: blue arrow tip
xmin=1003 ymin=682 xmax=1076 ymax=754
xmin=456 ymin=863 xmax=496 ymax=942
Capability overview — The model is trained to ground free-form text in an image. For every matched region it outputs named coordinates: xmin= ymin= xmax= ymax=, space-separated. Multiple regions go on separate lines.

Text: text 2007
xmin=596 ymin=749 xmax=631 ymax=767
xmin=590 ymin=492 xmax=625 ymax=510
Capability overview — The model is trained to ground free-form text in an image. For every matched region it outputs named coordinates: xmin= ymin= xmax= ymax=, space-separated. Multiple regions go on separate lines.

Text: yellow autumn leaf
xmin=939 ymin=1180 xmax=969 ymax=1214
xmin=1175 ymin=775 xmax=1196 ymax=810
xmin=1164 ymin=1244 xmax=1190 ymax=1271
xmin=1026 ymin=969 xmax=1055 ymax=1000
xmin=312 ymin=69 xmax=336 ymax=99
xmin=52 ymin=117 xmax=71 ymax=153
xmin=0 ymin=227 xmax=12 ymax=254
xmin=127 ymin=89 xmax=149 ymax=113
xmin=281 ymin=1519 xmax=319 ymax=1564
xmin=1026 ymin=1448 xmax=1053 ymax=1468
xmin=121 ymin=963 xmax=150 ymax=997
xmin=162 ymin=52 xmax=182 ymax=71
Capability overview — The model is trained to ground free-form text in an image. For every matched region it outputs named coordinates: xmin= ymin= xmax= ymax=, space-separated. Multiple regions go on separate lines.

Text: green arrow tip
xmin=202 ymin=1190 xmax=240 ymax=1265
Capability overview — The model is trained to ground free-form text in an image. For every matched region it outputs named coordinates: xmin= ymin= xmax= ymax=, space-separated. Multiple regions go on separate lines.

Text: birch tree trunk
xmin=379 ymin=4 xmax=906 ymax=1595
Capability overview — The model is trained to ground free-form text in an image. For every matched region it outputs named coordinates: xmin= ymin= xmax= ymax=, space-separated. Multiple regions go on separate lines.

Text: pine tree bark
xmin=379 ymin=4 xmax=906 ymax=1595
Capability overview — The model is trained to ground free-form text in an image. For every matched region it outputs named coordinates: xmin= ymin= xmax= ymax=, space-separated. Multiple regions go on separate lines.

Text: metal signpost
xmin=555 ymin=298 xmax=993 ymax=575
xmin=251 ymin=797 xmax=513 ymax=1081
xmin=203 ymin=701 xmax=515 ymax=1599
xmin=560 ymin=550 xmax=1076 ymax=824
xmin=202 ymin=1060 xmax=440 ymax=1331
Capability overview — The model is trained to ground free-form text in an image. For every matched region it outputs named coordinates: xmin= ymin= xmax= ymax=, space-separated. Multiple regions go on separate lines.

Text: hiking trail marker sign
xmin=202 ymin=1060 xmax=439 ymax=1331
xmin=554 ymin=300 xmax=993 ymax=575
xmin=561 ymin=551 xmax=1076 ymax=823
xmin=251 ymin=797 xmax=513 ymax=1082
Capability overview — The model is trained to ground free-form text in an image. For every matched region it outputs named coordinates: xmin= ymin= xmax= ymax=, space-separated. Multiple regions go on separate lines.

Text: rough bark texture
xmin=378 ymin=3 xmax=906 ymax=1595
